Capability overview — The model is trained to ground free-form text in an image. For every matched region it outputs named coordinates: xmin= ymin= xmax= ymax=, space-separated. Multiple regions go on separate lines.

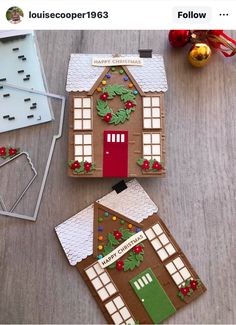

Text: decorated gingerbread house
xmin=66 ymin=51 xmax=168 ymax=177
xmin=56 ymin=180 xmax=206 ymax=324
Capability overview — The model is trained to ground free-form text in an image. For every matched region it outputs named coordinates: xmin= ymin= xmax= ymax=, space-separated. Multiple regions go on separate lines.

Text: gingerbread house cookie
xmin=66 ymin=51 xmax=167 ymax=177
xmin=55 ymin=180 xmax=206 ymax=324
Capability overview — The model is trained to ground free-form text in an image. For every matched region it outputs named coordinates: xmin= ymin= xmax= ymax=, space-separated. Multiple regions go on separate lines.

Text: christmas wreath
xmin=96 ymin=84 xmax=136 ymax=125
xmin=103 ymin=228 xmax=144 ymax=272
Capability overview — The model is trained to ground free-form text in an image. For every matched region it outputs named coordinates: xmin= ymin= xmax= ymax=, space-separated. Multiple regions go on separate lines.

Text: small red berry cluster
xmin=0 ymin=146 xmax=19 ymax=160
xmin=178 ymin=279 xmax=201 ymax=300
xmin=69 ymin=160 xmax=95 ymax=174
xmin=137 ymin=158 xmax=163 ymax=172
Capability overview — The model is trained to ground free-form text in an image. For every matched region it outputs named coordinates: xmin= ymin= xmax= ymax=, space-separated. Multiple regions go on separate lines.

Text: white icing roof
xmin=55 ymin=179 xmax=158 ymax=265
xmin=66 ymin=54 xmax=168 ymax=93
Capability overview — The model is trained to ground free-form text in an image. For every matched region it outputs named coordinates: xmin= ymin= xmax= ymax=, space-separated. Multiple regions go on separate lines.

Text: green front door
xmin=129 ymin=268 xmax=176 ymax=324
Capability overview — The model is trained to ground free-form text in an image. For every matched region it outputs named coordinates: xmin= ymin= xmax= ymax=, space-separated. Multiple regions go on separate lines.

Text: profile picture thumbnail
xmin=6 ymin=6 xmax=24 ymax=24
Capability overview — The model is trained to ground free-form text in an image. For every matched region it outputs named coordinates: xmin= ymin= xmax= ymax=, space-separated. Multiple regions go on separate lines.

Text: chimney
xmin=138 ymin=49 xmax=152 ymax=58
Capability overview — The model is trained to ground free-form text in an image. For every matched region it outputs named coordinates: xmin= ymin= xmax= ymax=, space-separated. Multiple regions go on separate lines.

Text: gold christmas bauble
xmin=188 ymin=43 xmax=212 ymax=68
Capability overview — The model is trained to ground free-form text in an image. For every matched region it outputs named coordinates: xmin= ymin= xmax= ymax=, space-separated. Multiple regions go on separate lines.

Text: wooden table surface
xmin=0 ymin=30 xmax=235 ymax=324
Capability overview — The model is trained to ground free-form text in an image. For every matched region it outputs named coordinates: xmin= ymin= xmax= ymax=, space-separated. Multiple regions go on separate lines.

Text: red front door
xmin=103 ymin=131 xmax=128 ymax=177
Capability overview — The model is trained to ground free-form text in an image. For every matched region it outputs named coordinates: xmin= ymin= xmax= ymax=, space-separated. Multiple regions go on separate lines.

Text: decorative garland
xmin=137 ymin=158 xmax=163 ymax=172
xmin=178 ymin=278 xmax=201 ymax=301
xmin=0 ymin=146 xmax=20 ymax=160
xmin=69 ymin=160 xmax=95 ymax=174
xmin=103 ymin=228 xmax=144 ymax=272
xmin=96 ymin=84 xmax=136 ymax=125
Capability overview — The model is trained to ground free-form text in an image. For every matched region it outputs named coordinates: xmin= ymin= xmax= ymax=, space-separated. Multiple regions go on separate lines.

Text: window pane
xmin=144 ymin=145 xmax=151 ymax=155
xmin=143 ymin=97 xmax=151 ymax=107
xmin=144 ymin=119 xmax=152 ymax=128
xmin=84 ymin=145 xmax=92 ymax=155
xmin=144 ymin=107 xmax=151 ymax=117
xmin=152 ymin=118 xmax=160 ymax=128
xmin=152 ymin=133 xmax=160 ymax=144
xmin=143 ymin=133 xmax=151 ymax=144
xmin=75 ymin=134 xmax=82 ymax=144
xmin=83 ymin=120 xmax=91 ymax=129
xmin=74 ymin=109 xmax=82 ymax=119
xmin=152 ymin=97 xmax=160 ymax=107
xmin=83 ymin=109 xmax=91 ymax=118
xmin=75 ymin=146 xmax=83 ymax=156
xmin=74 ymin=98 xmax=82 ymax=108
xmin=74 ymin=120 xmax=82 ymax=130
xmin=84 ymin=134 xmax=92 ymax=144
xmin=152 ymin=107 xmax=160 ymax=118
xmin=83 ymin=98 xmax=91 ymax=108
xmin=152 ymin=145 xmax=160 ymax=155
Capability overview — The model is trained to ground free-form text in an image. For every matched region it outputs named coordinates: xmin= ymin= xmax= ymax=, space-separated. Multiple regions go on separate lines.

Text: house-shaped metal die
xmin=66 ymin=52 xmax=168 ymax=177
xmin=56 ymin=180 xmax=206 ymax=324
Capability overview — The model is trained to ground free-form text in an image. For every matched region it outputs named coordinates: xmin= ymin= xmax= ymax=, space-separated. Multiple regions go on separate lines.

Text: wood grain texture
xmin=0 ymin=30 xmax=235 ymax=324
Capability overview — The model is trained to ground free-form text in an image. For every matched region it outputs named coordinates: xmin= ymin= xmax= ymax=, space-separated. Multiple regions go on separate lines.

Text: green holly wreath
xmin=102 ymin=228 xmax=144 ymax=272
xmin=97 ymin=84 xmax=136 ymax=125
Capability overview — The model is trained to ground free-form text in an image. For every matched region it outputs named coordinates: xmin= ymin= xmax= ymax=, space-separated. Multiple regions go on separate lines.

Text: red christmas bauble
xmin=169 ymin=30 xmax=191 ymax=48
xmin=209 ymin=30 xmax=223 ymax=36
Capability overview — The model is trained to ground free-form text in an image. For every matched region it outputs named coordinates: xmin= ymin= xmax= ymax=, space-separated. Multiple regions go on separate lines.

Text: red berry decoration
xmin=190 ymin=279 xmax=198 ymax=290
xmin=104 ymin=113 xmax=112 ymax=123
xmin=84 ymin=162 xmax=92 ymax=172
xmin=169 ymin=30 xmax=191 ymax=48
xmin=141 ymin=159 xmax=150 ymax=170
xmin=180 ymin=286 xmax=190 ymax=296
xmin=152 ymin=161 xmax=162 ymax=171
xmin=71 ymin=160 xmax=80 ymax=170
xmin=125 ymin=101 xmax=135 ymax=109
xmin=133 ymin=245 xmax=143 ymax=254
xmin=100 ymin=92 xmax=109 ymax=101
xmin=0 ymin=147 xmax=6 ymax=157
xmin=9 ymin=148 xmax=17 ymax=156
xmin=113 ymin=230 xmax=122 ymax=240
xmin=116 ymin=260 xmax=124 ymax=271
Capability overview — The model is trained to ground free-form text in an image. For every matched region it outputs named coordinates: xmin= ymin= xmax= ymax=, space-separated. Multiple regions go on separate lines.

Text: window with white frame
xmin=145 ymin=223 xmax=176 ymax=261
xmin=74 ymin=97 xmax=92 ymax=130
xmin=143 ymin=96 xmax=161 ymax=129
xmin=143 ymin=133 xmax=161 ymax=162
xmin=85 ymin=262 xmax=118 ymax=302
xmin=165 ymin=257 xmax=192 ymax=288
xmin=105 ymin=295 xmax=135 ymax=325
xmin=74 ymin=134 xmax=92 ymax=162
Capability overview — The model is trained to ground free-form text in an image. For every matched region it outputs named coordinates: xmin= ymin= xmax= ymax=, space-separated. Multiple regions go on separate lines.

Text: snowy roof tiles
xmin=55 ymin=179 xmax=158 ymax=265
xmin=66 ymin=54 xmax=168 ymax=93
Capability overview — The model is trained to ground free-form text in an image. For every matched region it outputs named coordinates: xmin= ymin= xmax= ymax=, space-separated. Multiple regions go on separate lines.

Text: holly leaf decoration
xmin=96 ymin=84 xmax=137 ymax=125
xmin=137 ymin=158 xmax=145 ymax=166
xmin=101 ymin=227 xmax=145 ymax=272
xmin=120 ymin=228 xmax=135 ymax=240
xmin=124 ymin=258 xmax=137 ymax=271
xmin=96 ymin=99 xmax=111 ymax=117
xmin=103 ymin=244 xmax=112 ymax=256
xmin=108 ymin=262 xmax=116 ymax=269
xmin=73 ymin=161 xmax=84 ymax=174
xmin=121 ymin=93 xmax=136 ymax=103
xmin=107 ymin=233 xmax=119 ymax=246
xmin=177 ymin=292 xmax=185 ymax=301
xmin=135 ymin=254 xmax=144 ymax=262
